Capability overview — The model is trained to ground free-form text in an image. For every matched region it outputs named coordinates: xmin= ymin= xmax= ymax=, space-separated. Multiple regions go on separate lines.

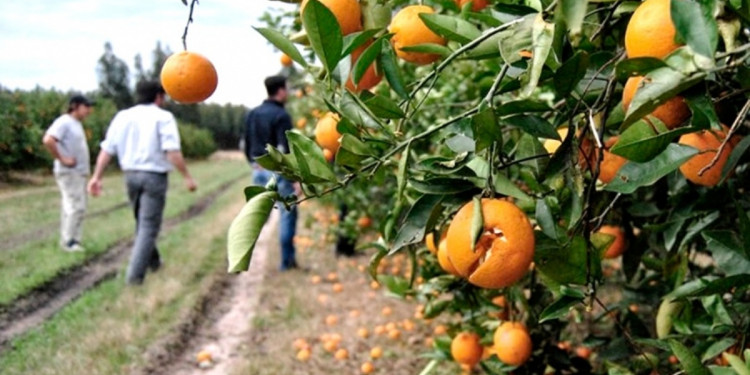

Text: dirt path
xmin=139 ymin=211 xmax=278 ymax=375
xmin=0 ymin=177 xmax=242 ymax=351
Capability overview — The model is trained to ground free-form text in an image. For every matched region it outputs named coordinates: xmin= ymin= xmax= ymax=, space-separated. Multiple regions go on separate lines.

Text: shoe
xmin=62 ymin=240 xmax=85 ymax=252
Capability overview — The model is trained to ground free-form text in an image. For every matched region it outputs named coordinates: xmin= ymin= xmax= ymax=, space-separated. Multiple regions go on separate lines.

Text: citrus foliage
xmin=229 ymin=0 xmax=750 ymax=373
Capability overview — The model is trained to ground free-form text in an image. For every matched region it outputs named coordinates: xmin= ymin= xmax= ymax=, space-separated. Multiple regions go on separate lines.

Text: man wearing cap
xmin=43 ymin=95 xmax=95 ymax=252
xmin=88 ymin=80 xmax=197 ymax=285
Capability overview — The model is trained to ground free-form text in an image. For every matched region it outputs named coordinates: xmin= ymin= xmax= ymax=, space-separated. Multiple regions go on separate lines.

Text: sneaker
xmin=62 ymin=240 xmax=85 ymax=252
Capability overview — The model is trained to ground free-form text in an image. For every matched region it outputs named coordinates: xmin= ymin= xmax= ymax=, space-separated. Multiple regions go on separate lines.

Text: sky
xmin=0 ymin=0 xmax=297 ymax=106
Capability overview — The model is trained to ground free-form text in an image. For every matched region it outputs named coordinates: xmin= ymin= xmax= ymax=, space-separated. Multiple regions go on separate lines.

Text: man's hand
xmin=87 ymin=177 xmax=102 ymax=197
xmin=60 ymin=156 xmax=77 ymax=167
xmin=185 ymin=177 xmax=197 ymax=192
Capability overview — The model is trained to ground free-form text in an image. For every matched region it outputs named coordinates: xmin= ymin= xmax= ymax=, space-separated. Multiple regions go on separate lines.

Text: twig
xmin=697 ymin=98 xmax=750 ymax=176
xmin=592 ymin=193 xmax=622 ymax=230
xmin=181 ymin=0 xmax=199 ymax=51
xmin=588 ymin=110 xmax=603 ymax=149
xmin=590 ymin=0 xmax=623 ymax=41
xmin=484 ymin=64 xmax=510 ymax=107
xmin=716 ymin=41 xmax=750 ymax=59
xmin=593 ymin=297 xmax=658 ymax=371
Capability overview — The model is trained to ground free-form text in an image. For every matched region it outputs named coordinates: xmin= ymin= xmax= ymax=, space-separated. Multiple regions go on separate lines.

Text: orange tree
xmin=226 ymin=0 xmax=750 ymax=373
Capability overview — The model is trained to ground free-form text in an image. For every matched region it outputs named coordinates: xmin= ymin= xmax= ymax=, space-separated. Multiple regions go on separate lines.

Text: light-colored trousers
xmin=55 ymin=173 xmax=88 ymax=245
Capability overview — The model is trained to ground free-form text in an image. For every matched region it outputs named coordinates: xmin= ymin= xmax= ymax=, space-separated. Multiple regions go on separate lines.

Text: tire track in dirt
xmin=135 ymin=211 xmax=278 ymax=375
xmin=0 ymin=201 xmax=130 ymax=252
xmin=0 ymin=176 xmax=245 ymax=352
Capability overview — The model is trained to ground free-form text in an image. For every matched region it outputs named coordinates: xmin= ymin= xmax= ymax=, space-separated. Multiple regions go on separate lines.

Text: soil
xmin=0 ymin=177 xmax=241 ymax=352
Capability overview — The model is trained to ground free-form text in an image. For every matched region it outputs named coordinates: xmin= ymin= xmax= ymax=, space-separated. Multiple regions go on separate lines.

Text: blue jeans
xmin=124 ymin=171 xmax=167 ymax=284
xmin=252 ymin=166 xmax=298 ymax=270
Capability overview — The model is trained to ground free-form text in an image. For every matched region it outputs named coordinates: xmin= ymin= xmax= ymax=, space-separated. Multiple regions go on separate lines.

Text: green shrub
xmin=178 ymin=122 xmax=217 ymax=159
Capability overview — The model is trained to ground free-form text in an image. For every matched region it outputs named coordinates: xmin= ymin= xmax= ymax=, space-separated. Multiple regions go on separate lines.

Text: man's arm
xmin=87 ymin=150 xmax=112 ymax=196
xmin=42 ymin=134 xmax=76 ymax=167
xmin=166 ymin=151 xmax=197 ymax=192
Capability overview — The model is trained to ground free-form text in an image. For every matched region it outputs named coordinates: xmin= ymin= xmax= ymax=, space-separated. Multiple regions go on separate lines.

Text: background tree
xmin=96 ymin=42 xmax=133 ymax=110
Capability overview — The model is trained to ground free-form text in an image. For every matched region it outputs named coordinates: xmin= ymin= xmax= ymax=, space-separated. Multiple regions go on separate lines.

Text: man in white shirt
xmin=42 ymin=95 xmax=94 ymax=252
xmin=88 ymin=80 xmax=197 ymax=285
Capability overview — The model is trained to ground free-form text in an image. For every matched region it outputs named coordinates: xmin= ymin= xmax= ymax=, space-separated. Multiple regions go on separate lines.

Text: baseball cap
xmin=69 ymin=94 xmax=95 ymax=107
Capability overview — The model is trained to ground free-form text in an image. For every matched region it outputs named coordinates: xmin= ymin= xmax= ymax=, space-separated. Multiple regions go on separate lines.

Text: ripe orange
xmin=296 ymin=117 xmax=307 ymax=129
xmin=296 ymin=348 xmax=311 ymax=361
xmin=494 ymin=322 xmax=532 ymax=366
xmin=622 ymin=76 xmax=690 ymax=129
xmin=332 ymin=283 xmax=344 ymax=293
xmin=357 ymin=328 xmax=369 ymax=338
xmin=456 ymin=0 xmax=488 ymax=11
xmin=327 ymin=272 xmax=338 ymax=281
xmin=323 ymin=340 xmax=339 ymax=352
xmin=388 ymin=329 xmax=401 ymax=340
xmin=370 ymin=346 xmax=383 ymax=359
xmin=281 ymin=53 xmax=293 ymax=67
xmin=374 ymin=325 xmax=386 ymax=335
xmin=543 ymin=128 xmax=569 ymax=154
xmin=160 ymin=51 xmax=218 ymax=104
xmin=325 ymin=314 xmax=338 ymax=325
xmin=434 ymin=324 xmax=448 ymax=335
xmin=293 ymin=338 xmax=310 ymax=350
xmin=425 ymin=232 xmax=439 ymax=254
xmin=335 ymin=348 xmax=349 ymax=360
xmin=597 ymin=225 xmax=627 ymax=258
xmin=196 ymin=349 xmax=212 ymax=363
xmin=361 ymin=361 xmax=375 ymax=374
xmin=323 ymin=148 xmax=335 ymax=162
xmin=624 ymin=0 xmax=682 ymax=59
xmin=446 ymin=199 xmax=535 ymax=289
xmin=389 ymin=5 xmax=447 ymax=65
xmin=382 ymin=306 xmax=393 ymax=316
xmin=451 ymin=332 xmax=483 ymax=367
xmin=346 ymin=42 xmax=383 ymax=92
xmin=301 ymin=0 xmax=362 ymax=35
xmin=678 ymin=128 xmax=736 ymax=187
xmin=575 ymin=346 xmax=592 ymax=359
xmin=437 ymin=238 xmax=461 ymax=276
xmin=599 ymin=137 xmax=629 ymax=184
xmin=370 ymin=280 xmax=380 ymax=290
xmin=315 ymin=112 xmax=342 ymax=153
xmin=357 ymin=216 xmax=372 ymax=229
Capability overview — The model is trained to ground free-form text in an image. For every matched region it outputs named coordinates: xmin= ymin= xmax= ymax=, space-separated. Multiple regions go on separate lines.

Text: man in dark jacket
xmin=244 ymin=76 xmax=299 ymax=270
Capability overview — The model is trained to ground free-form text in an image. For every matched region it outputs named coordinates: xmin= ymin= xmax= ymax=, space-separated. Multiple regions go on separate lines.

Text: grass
xmin=0 ymin=176 xmax=246 ymax=374
xmin=0 ymin=159 xmax=250 ymax=306
xmin=228 ymin=203 xmax=458 ymax=375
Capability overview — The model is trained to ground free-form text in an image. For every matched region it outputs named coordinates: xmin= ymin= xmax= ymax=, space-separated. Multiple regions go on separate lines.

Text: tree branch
xmin=697 ymin=98 xmax=750 ymax=176
xmin=181 ymin=0 xmax=199 ymax=51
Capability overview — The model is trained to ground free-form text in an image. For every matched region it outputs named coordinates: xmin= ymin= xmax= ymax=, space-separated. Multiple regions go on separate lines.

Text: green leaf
xmin=352 ymin=38 xmax=383 ymax=86
xmin=535 ymin=198 xmax=558 ymax=241
xmin=611 ymin=119 xmax=698 ymax=162
xmin=669 ymin=339 xmax=711 ymax=375
xmin=623 ymin=65 xmax=704 ymax=127
xmin=339 ymin=91 xmax=382 ymax=129
xmin=419 ymin=13 xmax=481 ymax=44
xmin=342 ymin=29 xmax=382 ymax=57
xmin=535 ymin=235 xmax=592 ymax=285
xmin=301 ymin=0 xmax=343 ymax=74
xmin=391 ymin=194 xmax=444 ymax=254
xmin=469 ymin=196 xmax=484 ymax=254
xmin=379 ymin=42 xmax=408 ymax=99
xmin=702 ymin=230 xmax=750 ymax=276
xmin=399 ymin=43 xmax=453 ymax=57
xmin=409 ymin=177 xmax=477 ymax=195
xmin=721 ymin=135 xmax=750 ymax=184
xmin=397 ymin=143 xmax=409 ymax=199
xmin=678 ymin=211 xmax=720 ymax=252
xmin=539 ymin=295 xmax=583 ymax=323
xmin=495 ymin=99 xmax=552 ymax=116
xmin=493 ymin=173 xmax=530 ymax=201
xmin=504 ymin=114 xmax=560 ymax=140
xmin=702 ymin=338 xmax=738 ymax=362
xmin=725 ymin=353 xmax=750 ymax=375
xmin=243 ymin=186 xmax=268 ymax=202
xmin=378 ymin=274 xmax=411 ymax=297
xmin=472 ymin=109 xmax=501 ymax=152
xmin=690 ymin=274 xmax=750 ymax=297
xmin=671 ymin=0 xmax=718 ymax=58
xmin=604 ymin=143 xmax=698 ymax=194
xmin=615 ymin=57 xmax=668 ymax=81
xmin=516 ymin=133 xmax=548 ymax=176
xmin=423 ymin=299 xmax=451 ymax=319
xmin=685 ymin=94 xmax=718 ymax=130
xmin=360 ymin=91 xmax=405 ymax=119
xmin=227 ymin=191 xmax=278 ymax=272
xmin=368 ymin=242 xmax=389 ymax=280
xmin=254 ymin=27 xmax=309 ymax=67
xmin=287 ymin=132 xmax=337 ymax=183
xmin=559 ymin=0 xmax=587 ymax=45
xmin=554 ymin=51 xmax=589 ymax=96
xmin=521 ymin=14 xmax=554 ymax=97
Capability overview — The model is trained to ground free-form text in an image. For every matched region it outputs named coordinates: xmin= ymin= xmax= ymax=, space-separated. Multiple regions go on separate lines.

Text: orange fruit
xmin=389 ymin=5 xmax=447 ymax=65
xmin=456 ymin=0 xmax=489 ymax=11
xmin=494 ymin=322 xmax=532 ymax=366
xmin=346 ymin=42 xmax=383 ymax=92
xmin=445 ymin=199 xmax=535 ymax=289
xmin=374 ymin=325 xmax=386 ymax=335
xmin=388 ymin=329 xmax=401 ymax=340
xmin=325 ymin=314 xmax=339 ymax=325
xmin=451 ymin=332 xmax=483 ymax=367
xmin=301 ymin=0 xmax=362 ymax=35
xmin=196 ymin=349 xmax=212 ymax=363
xmin=315 ymin=112 xmax=342 ymax=153
xmin=358 ymin=328 xmax=370 ymax=338
xmin=361 ymin=361 xmax=375 ymax=374
xmin=557 ymin=341 xmax=572 ymax=351
xmin=597 ymin=225 xmax=627 ymax=258
xmin=370 ymin=346 xmax=383 ymax=359
xmin=425 ymin=232 xmax=439 ymax=254
xmin=543 ymin=128 xmax=569 ymax=154
xmin=323 ymin=148 xmax=335 ymax=162
xmin=311 ymin=275 xmax=322 ymax=284
xmin=434 ymin=324 xmax=448 ymax=335
xmin=335 ymin=348 xmax=349 ymax=360
xmin=382 ymin=306 xmax=393 ymax=316
xmin=625 ymin=0 xmax=682 ymax=59
xmin=323 ymin=340 xmax=339 ymax=352
xmin=293 ymin=338 xmax=310 ymax=350
xmin=160 ymin=51 xmax=218 ymax=104
xmin=622 ymin=76 xmax=690 ymax=129
xmin=296 ymin=117 xmax=307 ymax=129
xmin=599 ymin=137 xmax=629 ymax=184
xmin=297 ymin=348 xmax=311 ymax=361
xmin=370 ymin=280 xmax=380 ymax=289
xmin=357 ymin=216 xmax=373 ymax=229
xmin=281 ymin=53 xmax=293 ymax=67
xmin=679 ymin=128 xmax=736 ymax=187
xmin=327 ymin=272 xmax=338 ymax=281
xmin=575 ymin=346 xmax=592 ymax=359
xmin=437 ymin=238 xmax=461 ymax=276
xmin=332 ymin=283 xmax=344 ymax=293
xmin=482 ymin=345 xmax=496 ymax=360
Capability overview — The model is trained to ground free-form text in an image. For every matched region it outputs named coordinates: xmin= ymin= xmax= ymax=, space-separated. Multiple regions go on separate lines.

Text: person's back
xmin=245 ymin=95 xmax=291 ymax=161
xmin=104 ymin=103 xmax=179 ymax=173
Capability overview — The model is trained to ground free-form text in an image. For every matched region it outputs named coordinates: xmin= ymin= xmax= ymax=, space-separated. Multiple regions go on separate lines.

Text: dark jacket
xmin=244 ymin=99 xmax=292 ymax=162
